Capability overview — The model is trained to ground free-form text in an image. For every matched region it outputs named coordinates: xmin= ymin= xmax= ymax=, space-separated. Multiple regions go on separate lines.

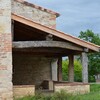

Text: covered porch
xmin=12 ymin=14 xmax=99 ymax=97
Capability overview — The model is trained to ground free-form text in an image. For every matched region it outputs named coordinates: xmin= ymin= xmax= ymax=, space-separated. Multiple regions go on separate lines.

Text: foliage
xmin=79 ymin=29 xmax=100 ymax=82
xmin=90 ymin=84 xmax=100 ymax=92
xmin=79 ymin=30 xmax=100 ymax=44
xmin=15 ymin=84 xmax=100 ymax=100
xmin=62 ymin=59 xmax=82 ymax=82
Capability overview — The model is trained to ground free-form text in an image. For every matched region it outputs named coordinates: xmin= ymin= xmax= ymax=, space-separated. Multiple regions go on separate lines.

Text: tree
xmin=79 ymin=29 xmax=100 ymax=82
xmin=79 ymin=30 xmax=100 ymax=45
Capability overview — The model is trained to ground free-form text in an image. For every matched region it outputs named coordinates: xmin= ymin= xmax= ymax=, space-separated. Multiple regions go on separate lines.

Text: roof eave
xmin=11 ymin=13 xmax=100 ymax=52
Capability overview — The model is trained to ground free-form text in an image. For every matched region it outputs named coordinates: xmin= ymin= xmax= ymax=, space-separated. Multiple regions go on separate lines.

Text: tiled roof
xmin=15 ymin=0 xmax=60 ymax=17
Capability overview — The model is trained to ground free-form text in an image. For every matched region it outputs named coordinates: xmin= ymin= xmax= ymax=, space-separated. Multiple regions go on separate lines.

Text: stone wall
xmin=54 ymin=83 xmax=90 ymax=94
xmin=13 ymin=85 xmax=35 ymax=98
xmin=13 ymin=53 xmax=57 ymax=89
xmin=12 ymin=0 xmax=57 ymax=28
xmin=0 ymin=0 xmax=13 ymax=99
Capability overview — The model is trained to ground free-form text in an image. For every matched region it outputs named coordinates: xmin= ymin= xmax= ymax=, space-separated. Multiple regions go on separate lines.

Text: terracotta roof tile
xmin=14 ymin=0 xmax=60 ymax=17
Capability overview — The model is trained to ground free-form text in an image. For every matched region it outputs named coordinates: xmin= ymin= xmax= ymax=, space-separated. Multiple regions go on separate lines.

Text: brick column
xmin=81 ymin=52 xmax=88 ymax=83
xmin=57 ymin=57 xmax=62 ymax=81
xmin=68 ymin=55 xmax=74 ymax=82
xmin=0 ymin=0 xmax=13 ymax=99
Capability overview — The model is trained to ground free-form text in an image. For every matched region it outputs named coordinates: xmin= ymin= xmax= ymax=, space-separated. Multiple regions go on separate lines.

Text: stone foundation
xmin=54 ymin=82 xmax=90 ymax=94
xmin=13 ymin=85 xmax=35 ymax=98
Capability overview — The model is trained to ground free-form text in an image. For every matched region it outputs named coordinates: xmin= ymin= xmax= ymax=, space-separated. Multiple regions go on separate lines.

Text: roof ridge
xmin=14 ymin=0 xmax=60 ymax=17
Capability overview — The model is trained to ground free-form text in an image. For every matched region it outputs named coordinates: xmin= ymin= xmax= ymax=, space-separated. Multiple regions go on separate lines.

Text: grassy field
xmin=15 ymin=84 xmax=100 ymax=100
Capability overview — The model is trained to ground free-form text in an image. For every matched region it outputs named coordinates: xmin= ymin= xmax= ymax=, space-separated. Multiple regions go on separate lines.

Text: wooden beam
xmin=13 ymin=41 xmax=84 ymax=51
xmin=57 ymin=57 xmax=62 ymax=81
xmin=12 ymin=13 xmax=100 ymax=52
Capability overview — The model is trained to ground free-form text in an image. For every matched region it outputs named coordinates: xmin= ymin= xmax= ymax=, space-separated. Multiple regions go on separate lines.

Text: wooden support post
xmin=81 ymin=52 xmax=88 ymax=83
xmin=58 ymin=57 xmax=62 ymax=81
xmin=68 ymin=55 xmax=74 ymax=82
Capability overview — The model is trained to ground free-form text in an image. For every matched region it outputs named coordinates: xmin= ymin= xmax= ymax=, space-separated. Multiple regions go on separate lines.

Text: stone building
xmin=0 ymin=0 xmax=100 ymax=99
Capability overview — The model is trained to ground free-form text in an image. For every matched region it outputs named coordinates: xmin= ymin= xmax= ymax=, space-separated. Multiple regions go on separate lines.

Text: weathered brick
xmin=0 ymin=0 xmax=13 ymax=99
xmin=1 ymin=92 xmax=13 ymax=100
xmin=13 ymin=85 xmax=35 ymax=98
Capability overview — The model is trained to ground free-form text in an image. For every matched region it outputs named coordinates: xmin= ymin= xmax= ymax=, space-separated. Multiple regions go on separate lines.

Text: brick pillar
xmin=68 ymin=55 xmax=74 ymax=82
xmin=57 ymin=57 xmax=62 ymax=81
xmin=0 ymin=0 xmax=13 ymax=99
xmin=81 ymin=52 xmax=88 ymax=83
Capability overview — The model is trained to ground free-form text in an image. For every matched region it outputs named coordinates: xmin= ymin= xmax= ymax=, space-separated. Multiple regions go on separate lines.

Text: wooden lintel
xmin=13 ymin=41 xmax=84 ymax=51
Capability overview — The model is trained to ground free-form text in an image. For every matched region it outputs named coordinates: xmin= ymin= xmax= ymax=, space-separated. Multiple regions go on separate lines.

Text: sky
xmin=28 ymin=0 xmax=100 ymax=36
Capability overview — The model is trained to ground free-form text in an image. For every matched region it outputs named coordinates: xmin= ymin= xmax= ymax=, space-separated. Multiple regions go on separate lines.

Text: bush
xmin=62 ymin=59 xmax=82 ymax=82
xmin=88 ymin=75 xmax=96 ymax=82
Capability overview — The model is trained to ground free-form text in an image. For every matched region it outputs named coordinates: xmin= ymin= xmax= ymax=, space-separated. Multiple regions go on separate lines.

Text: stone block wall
xmin=13 ymin=53 xmax=55 ymax=88
xmin=13 ymin=85 xmax=35 ymax=98
xmin=0 ymin=0 xmax=13 ymax=99
xmin=54 ymin=83 xmax=90 ymax=94
xmin=12 ymin=0 xmax=57 ymax=29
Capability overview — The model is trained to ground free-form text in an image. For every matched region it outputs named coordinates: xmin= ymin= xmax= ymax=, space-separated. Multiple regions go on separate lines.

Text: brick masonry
xmin=54 ymin=83 xmax=90 ymax=94
xmin=13 ymin=53 xmax=57 ymax=89
xmin=12 ymin=0 xmax=56 ymax=29
xmin=0 ymin=0 xmax=13 ymax=99
xmin=13 ymin=85 xmax=35 ymax=98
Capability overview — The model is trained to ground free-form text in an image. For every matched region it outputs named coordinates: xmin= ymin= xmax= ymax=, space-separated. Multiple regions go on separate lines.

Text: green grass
xmin=90 ymin=84 xmax=100 ymax=92
xmin=15 ymin=84 xmax=100 ymax=100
